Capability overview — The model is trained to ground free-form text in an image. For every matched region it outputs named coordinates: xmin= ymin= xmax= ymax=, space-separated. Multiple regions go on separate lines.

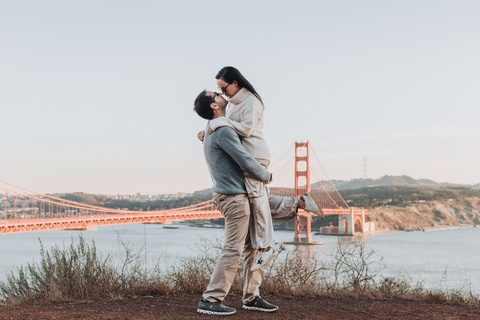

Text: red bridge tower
xmin=289 ymin=141 xmax=322 ymax=245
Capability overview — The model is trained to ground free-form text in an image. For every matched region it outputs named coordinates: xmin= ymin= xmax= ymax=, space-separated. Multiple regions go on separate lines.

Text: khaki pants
xmin=203 ymin=191 xmax=298 ymax=304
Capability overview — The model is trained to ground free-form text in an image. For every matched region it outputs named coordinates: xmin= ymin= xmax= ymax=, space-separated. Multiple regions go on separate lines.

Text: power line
xmin=363 ymin=155 xmax=367 ymax=179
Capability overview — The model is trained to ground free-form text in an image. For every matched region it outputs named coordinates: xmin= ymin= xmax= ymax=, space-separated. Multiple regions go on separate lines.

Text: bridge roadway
xmin=0 ymin=207 xmax=356 ymax=235
xmin=0 ymin=210 xmax=223 ymax=234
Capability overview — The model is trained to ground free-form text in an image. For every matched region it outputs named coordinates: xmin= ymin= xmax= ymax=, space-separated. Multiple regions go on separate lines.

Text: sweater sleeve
xmin=209 ymin=117 xmax=234 ymax=131
xmin=217 ymin=128 xmax=271 ymax=183
xmin=210 ymin=99 xmax=260 ymax=137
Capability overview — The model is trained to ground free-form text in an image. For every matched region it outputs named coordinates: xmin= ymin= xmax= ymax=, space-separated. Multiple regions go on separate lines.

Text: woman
xmin=206 ymin=66 xmax=275 ymax=271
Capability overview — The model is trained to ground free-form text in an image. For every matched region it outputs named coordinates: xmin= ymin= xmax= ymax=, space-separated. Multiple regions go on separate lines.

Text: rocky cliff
xmin=369 ymin=197 xmax=480 ymax=231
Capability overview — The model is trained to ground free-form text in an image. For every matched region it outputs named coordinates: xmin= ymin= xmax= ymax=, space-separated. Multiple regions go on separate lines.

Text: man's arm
xmin=209 ymin=102 xmax=260 ymax=137
xmin=207 ymin=117 xmax=235 ymax=135
xmin=217 ymin=127 xmax=271 ymax=183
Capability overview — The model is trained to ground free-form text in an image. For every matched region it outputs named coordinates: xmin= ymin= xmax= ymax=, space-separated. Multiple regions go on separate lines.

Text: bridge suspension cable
xmin=311 ymin=147 xmax=349 ymax=208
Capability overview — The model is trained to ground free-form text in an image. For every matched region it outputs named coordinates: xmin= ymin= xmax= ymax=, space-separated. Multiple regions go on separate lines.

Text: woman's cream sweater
xmin=209 ymin=88 xmax=271 ymax=162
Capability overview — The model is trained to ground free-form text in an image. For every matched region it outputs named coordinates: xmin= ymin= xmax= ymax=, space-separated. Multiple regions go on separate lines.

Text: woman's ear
xmin=232 ymin=80 xmax=239 ymax=87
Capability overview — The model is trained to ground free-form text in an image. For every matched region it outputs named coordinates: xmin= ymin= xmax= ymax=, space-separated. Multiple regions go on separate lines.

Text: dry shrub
xmin=377 ymin=276 xmax=418 ymax=299
xmin=168 ymin=256 xmax=212 ymax=295
xmin=330 ymin=238 xmax=385 ymax=294
xmin=0 ymin=237 xmax=118 ymax=304
xmin=260 ymin=244 xmax=328 ymax=296
xmin=167 ymin=237 xmax=221 ymax=295
xmin=0 ymin=235 xmax=170 ymax=305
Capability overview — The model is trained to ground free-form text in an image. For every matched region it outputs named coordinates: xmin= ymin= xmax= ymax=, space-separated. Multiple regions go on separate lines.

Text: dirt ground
xmin=1 ymin=294 xmax=479 ymax=320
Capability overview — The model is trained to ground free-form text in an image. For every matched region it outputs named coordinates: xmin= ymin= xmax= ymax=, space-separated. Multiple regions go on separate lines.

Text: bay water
xmin=1 ymin=224 xmax=478 ymax=294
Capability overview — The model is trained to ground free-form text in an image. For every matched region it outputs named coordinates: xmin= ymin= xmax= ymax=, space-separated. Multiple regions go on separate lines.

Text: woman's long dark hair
xmin=216 ymin=66 xmax=264 ymax=106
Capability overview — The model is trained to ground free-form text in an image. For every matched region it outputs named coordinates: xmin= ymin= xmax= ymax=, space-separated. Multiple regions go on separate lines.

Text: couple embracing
xmin=193 ymin=66 xmax=324 ymax=316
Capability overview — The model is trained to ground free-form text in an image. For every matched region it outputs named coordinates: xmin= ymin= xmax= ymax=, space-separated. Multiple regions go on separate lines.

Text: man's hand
xmin=207 ymin=126 xmax=213 ymax=135
xmin=197 ymin=131 xmax=205 ymax=143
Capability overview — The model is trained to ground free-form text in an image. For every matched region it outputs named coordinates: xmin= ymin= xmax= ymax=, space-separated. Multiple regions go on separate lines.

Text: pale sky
xmin=1 ymin=0 xmax=479 ymax=194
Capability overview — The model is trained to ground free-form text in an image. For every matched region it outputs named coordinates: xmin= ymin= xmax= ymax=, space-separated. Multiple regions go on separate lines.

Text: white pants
xmin=245 ymin=159 xmax=298 ymax=250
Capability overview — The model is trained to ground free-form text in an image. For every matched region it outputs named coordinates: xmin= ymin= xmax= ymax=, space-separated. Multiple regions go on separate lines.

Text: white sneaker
xmin=250 ymin=247 xmax=275 ymax=272
xmin=301 ymin=192 xmax=325 ymax=219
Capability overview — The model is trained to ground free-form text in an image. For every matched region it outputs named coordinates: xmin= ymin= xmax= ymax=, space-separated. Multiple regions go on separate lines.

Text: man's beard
xmin=220 ymin=97 xmax=228 ymax=107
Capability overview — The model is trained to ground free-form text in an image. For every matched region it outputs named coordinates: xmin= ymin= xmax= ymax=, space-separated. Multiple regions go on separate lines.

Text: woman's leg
xmin=245 ymin=177 xmax=274 ymax=250
xmin=268 ymin=189 xmax=299 ymax=221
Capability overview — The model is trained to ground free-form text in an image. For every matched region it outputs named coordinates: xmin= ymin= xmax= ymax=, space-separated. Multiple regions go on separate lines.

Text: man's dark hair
xmin=194 ymin=90 xmax=214 ymax=120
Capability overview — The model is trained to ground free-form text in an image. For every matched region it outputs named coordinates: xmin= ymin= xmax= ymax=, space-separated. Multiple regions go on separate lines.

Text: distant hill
xmin=312 ymin=175 xmax=478 ymax=191
xmin=339 ymin=185 xmax=480 ymax=208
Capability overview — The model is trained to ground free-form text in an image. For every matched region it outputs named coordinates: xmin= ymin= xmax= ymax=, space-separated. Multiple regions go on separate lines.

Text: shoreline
xmin=422 ymin=223 xmax=477 ymax=231
xmin=374 ymin=223 xmax=477 ymax=234
xmin=315 ymin=223 xmax=478 ymax=237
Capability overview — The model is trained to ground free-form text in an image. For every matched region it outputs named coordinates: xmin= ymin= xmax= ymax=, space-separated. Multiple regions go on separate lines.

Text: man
xmin=193 ymin=90 xmax=323 ymax=316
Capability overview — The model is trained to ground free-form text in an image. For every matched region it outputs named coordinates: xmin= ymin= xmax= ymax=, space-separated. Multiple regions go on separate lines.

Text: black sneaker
xmin=242 ymin=296 xmax=278 ymax=312
xmin=197 ymin=299 xmax=236 ymax=316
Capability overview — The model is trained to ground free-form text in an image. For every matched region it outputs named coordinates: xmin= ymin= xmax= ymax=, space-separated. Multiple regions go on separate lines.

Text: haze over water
xmin=1 ymin=225 xmax=478 ymax=294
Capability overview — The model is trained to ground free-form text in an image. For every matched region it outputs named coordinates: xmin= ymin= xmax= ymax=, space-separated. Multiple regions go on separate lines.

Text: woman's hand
xmin=207 ymin=127 xmax=213 ymax=135
xmin=197 ymin=131 xmax=205 ymax=143
xmin=266 ymin=173 xmax=273 ymax=185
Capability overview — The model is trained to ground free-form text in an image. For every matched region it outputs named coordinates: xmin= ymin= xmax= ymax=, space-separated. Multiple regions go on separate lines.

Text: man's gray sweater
xmin=204 ymin=126 xmax=271 ymax=195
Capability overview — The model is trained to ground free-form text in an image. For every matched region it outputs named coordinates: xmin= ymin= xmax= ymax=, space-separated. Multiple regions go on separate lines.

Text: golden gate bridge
xmin=0 ymin=142 xmax=372 ymax=243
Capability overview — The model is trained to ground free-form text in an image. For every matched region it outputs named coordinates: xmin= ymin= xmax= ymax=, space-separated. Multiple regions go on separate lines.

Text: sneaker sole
xmin=304 ymin=191 xmax=325 ymax=219
xmin=250 ymin=251 xmax=276 ymax=272
xmin=242 ymin=305 xmax=278 ymax=312
xmin=197 ymin=309 xmax=236 ymax=316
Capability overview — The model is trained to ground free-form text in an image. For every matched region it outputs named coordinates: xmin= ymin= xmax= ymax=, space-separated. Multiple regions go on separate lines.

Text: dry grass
xmin=167 ymin=238 xmax=220 ymax=295
xmin=1 ymin=235 xmax=478 ymax=306
xmin=0 ymin=236 xmax=169 ymax=304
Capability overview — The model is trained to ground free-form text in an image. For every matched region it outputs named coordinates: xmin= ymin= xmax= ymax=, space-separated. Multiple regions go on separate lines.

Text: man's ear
xmin=210 ymin=103 xmax=220 ymax=111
